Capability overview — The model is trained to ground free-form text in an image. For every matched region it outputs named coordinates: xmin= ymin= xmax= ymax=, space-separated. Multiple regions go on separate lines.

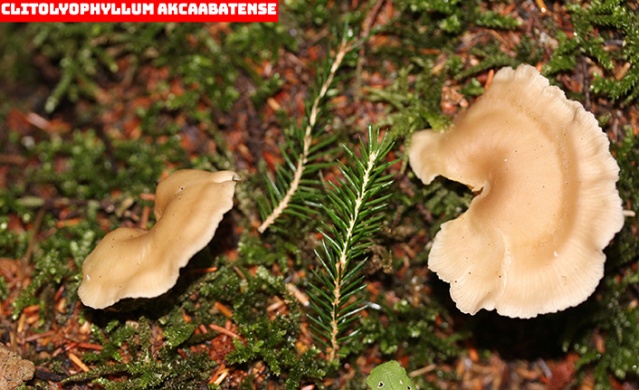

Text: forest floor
xmin=1 ymin=1 xmax=639 ymax=389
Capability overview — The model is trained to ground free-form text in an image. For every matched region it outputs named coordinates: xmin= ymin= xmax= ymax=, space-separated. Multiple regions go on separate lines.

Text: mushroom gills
xmin=409 ymin=64 xmax=624 ymax=318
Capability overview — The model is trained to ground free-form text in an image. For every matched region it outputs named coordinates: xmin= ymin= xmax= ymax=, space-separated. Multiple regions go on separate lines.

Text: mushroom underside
xmin=78 ymin=170 xmax=237 ymax=309
xmin=410 ymin=65 xmax=624 ymax=318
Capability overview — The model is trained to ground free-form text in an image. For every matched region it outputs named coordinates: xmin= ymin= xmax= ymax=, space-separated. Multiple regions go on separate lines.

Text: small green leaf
xmin=367 ymin=361 xmax=415 ymax=390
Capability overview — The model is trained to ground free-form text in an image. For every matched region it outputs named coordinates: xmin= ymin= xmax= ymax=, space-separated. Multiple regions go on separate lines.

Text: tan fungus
xmin=78 ymin=169 xmax=238 ymax=309
xmin=409 ymin=64 xmax=624 ymax=318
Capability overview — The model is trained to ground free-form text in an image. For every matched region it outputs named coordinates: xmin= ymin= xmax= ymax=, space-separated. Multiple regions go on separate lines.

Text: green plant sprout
xmin=307 ymin=126 xmax=395 ymax=362
xmin=367 ymin=361 xmax=415 ymax=390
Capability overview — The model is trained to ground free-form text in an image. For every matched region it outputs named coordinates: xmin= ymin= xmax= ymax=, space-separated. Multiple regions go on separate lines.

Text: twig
xmin=257 ymin=38 xmax=353 ymax=233
xmin=208 ymin=323 xmax=240 ymax=339
xmin=355 ymin=0 xmax=386 ymax=101
xmin=535 ymin=0 xmax=549 ymax=13
xmin=68 ymin=352 xmax=90 ymax=372
xmin=22 ymin=206 xmax=47 ymax=267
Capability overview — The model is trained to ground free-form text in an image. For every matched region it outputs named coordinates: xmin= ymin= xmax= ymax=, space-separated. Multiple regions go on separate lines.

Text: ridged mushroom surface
xmin=409 ymin=64 xmax=624 ymax=318
xmin=78 ymin=169 xmax=238 ymax=309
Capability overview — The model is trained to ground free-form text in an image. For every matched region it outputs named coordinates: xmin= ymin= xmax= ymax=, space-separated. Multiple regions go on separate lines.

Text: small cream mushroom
xmin=409 ymin=64 xmax=624 ymax=318
xmin=78 ymin=169 xmax=238 ymax=309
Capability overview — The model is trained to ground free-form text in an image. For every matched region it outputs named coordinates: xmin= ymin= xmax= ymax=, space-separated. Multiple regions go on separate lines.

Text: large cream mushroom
xmin=409 ymin=64 xmax=624 ymax=318
xmin=78 ymin=169 xmax=238 ymax=309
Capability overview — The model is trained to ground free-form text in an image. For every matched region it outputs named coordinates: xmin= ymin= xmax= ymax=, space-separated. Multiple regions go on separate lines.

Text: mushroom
xmin=409 ymin=64 xmax=624 ymax=318
xmin=78 ymin=169 xmax=238 ymax=309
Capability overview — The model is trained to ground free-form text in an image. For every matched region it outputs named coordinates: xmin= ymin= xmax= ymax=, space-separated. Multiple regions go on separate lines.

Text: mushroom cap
xmin=78 ymin=169 xmax=238 ymax=309
xmin=409 ymin=64 xmax=624 ymax=318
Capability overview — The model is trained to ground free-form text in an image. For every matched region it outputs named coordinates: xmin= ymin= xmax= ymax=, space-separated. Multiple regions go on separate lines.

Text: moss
xmin=0 ymin=25 xmax=38 ymax=105
xmin=545 ymin=0 xmax=639 ymax=104
xmin=611 ymin=126 xmax=639 ymax=270
xmin=65 ymin=316 xmax=214 ymax=388
xmin=368 ymin=64 xmax=450 ymax=142
xmin=558 ymin=126 xmax=639 ymax=388
xmin=362 ymin=298 xmax=461 ymax=357
xmin=21 ymin=23 xmax=295 ymax=114
xmin=475 ymin=10 xmax=520 ymax=30
xmin=196 ymin=263 xmax=328 ymax=388
xmin=0 ymin=276 xmax=8 ymax=302
xmin=10 ymin=128 xmax=186 ymax=202
xmin=237 ymin=231 xmax=301 ymax=272
xmin=0 ymin=216 xmax=29 ymax=258
xmin=8 ymin=212 xmax=104 ymax=320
